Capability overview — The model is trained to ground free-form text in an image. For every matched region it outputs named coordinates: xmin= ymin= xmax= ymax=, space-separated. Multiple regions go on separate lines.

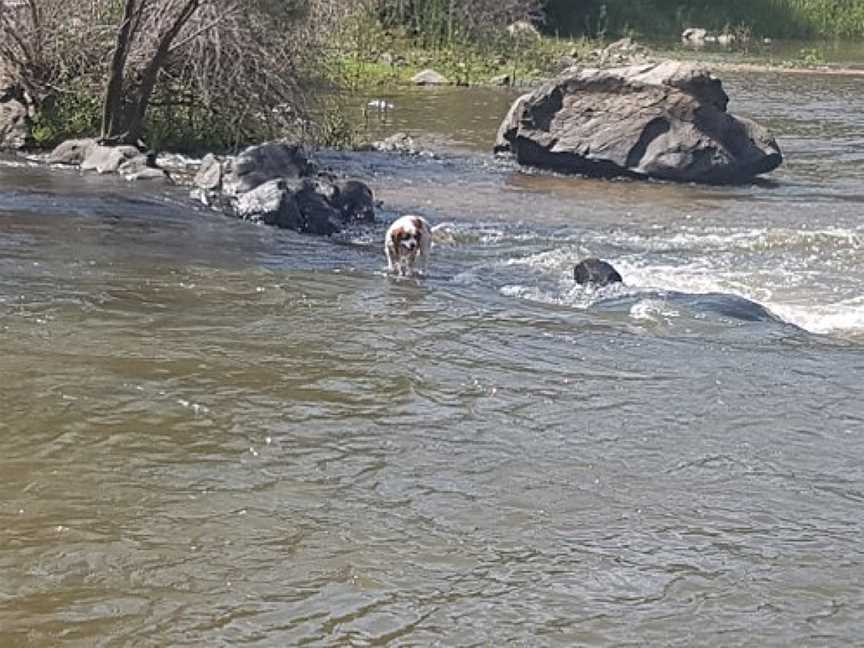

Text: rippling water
xmin=2 ymin=67 xmax=864 ymax=645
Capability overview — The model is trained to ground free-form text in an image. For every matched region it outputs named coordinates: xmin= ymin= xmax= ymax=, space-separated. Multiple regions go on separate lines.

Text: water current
xmin=1 ymin=64 xmax=863 ymax=646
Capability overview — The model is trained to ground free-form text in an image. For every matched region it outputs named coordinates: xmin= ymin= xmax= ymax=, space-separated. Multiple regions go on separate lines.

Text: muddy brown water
xmin=2 ymin=66 xmax=864 ymax=646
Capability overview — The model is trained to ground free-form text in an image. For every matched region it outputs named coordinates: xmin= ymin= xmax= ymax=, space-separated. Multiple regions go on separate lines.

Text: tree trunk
xmin=124 ymin=0 xmax=201 ymax=144
xmin=101 ymin=0 xmax=140 ymax=141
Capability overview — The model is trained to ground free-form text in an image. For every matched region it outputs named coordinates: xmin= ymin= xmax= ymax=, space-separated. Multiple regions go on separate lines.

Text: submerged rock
xmin=496 ymin=61 xmax=783 ymax=184
xmin=412 ymin=69 xmax=450 ymax=86
xmin=574 ymin=258 xmax=623 ymax=287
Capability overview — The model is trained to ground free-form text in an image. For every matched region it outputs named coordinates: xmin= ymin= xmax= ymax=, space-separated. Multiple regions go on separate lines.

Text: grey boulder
xmin=224 ymin=142 xmax=313 ymax=195
xmin=81 ymin=145 xmax=140 ymax=174
xmin=234 ymin=179 xmax=303 ymax=230
xmin=496 ymin=61 xmax=783 ymax=184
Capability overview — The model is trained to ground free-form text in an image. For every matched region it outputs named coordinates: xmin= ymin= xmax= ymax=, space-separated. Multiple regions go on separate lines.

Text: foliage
xmin=543 ymin=0 xmax=864 ymax=39
xmin=332 ymin=6 xmax=591 ymax=90
xmin=0 ymin=0 xmax=346 ymax=152
xmin=374 ymin=0 xmax=544 ymax=47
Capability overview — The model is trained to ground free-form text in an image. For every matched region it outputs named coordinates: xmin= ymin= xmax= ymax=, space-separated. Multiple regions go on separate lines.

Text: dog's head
xmin=390 ymin=216 xmax=426 ymax=253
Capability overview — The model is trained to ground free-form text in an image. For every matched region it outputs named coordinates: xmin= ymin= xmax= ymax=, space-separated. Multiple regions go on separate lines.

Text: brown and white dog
xmin=385 ymin=215 xmax=432 ymax=276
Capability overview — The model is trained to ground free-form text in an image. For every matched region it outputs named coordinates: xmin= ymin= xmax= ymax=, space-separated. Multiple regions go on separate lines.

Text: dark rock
xmin=48 ymin=138 xmax=98 ymax=165
xmin=574 ymin=258 xmax=623 ymax=287
xmin=497 ymin=61 xmax=782 ymax=184
xmin=335 ymin=180 xmax=375 ymax=223
xmin=490 ymin=74 xmax=511 ymax=87
xmin=0 ymin=98 xmax=28 ymax=150
xmin=287 ymin=178 xmax=342 ymax=236
xmin=224 ymin=142 xmax=313 ymax=195
xmin=81 ymin=144 xmax=140 ymax=174
xmin=234 ymin=179 xmax=303 ymax=230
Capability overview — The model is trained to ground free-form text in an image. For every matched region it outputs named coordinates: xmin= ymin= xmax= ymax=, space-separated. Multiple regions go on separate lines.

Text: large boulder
xmin=0 ymin=99 xmax=28 ymax=150
xmin=224 ymin=142 xmax=313 ymax=195
xmin=495 ymin=61 xmax=783 ymax=184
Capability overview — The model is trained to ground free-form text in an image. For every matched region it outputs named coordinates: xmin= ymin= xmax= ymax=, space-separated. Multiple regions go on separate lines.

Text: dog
xmin=385 ymin=215 xmax=432 ymax=276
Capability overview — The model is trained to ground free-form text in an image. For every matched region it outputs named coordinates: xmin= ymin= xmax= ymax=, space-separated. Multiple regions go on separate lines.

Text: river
xmin=1 ymin=64 xmax=863 ymax=645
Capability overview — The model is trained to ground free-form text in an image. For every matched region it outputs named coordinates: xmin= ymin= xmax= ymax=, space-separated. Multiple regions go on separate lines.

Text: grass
xmin=331 ymin=14 xmax=597 ymax=90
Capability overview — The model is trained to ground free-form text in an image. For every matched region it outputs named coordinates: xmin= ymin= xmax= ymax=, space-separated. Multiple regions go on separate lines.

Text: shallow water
xmin=2 ymin=64 xmax=864 ymax=646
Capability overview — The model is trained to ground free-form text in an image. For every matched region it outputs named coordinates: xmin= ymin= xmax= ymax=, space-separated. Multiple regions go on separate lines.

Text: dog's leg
xmin=385 ymin=243 xmax=396 ymax=273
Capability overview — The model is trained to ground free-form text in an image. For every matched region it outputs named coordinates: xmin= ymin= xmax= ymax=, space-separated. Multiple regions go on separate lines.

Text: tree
xmin=0 ymin=0 xmax=339 ymax=150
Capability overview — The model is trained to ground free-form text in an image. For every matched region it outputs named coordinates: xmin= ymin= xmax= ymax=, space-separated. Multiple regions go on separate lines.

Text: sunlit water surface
xmin=1 ymin=64 xmax=863 ymax=646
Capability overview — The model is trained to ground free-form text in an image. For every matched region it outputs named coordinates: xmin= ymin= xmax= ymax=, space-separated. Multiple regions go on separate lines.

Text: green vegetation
xmin=4 ymin=0 xmax=863 ymax=154
xmin=334 ymin=12 xmax=594 ymax=89
xmin=544 ymin=0 xmax=864 ymax=40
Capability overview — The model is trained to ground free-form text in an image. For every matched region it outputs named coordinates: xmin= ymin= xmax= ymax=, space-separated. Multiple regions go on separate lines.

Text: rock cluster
xmin=192 ymin=142 xmax=375 ymax=236
xmin=48 ymin=138 xmax=170 ymax=181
